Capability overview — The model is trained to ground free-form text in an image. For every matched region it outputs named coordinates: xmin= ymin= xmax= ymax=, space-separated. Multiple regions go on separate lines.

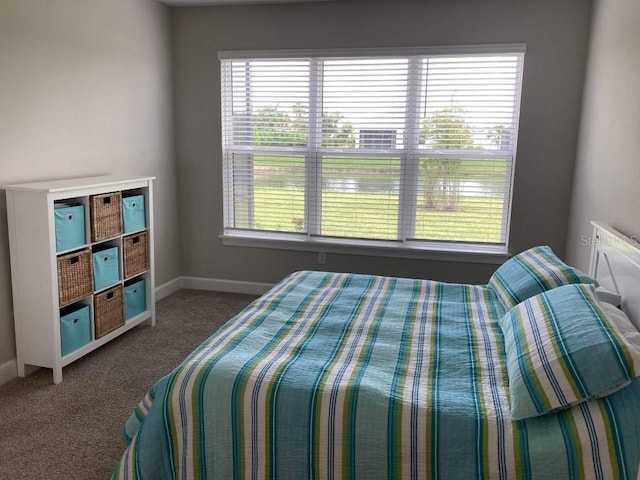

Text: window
xmin=220 ymin=46 xmax=525 ymax=257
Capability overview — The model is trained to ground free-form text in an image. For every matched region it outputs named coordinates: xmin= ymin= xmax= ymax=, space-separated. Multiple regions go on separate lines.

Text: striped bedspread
xmin=113 ymin=271 xmax=640 ymax=479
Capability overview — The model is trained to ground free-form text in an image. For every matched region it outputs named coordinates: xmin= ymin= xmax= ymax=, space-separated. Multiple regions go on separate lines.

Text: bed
xmin=113 ymin=223 xmax=640 ymax=479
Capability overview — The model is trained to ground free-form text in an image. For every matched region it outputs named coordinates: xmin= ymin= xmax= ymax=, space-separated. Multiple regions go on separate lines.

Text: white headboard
xmin=589 ymin=221 xmax=640 ymax=330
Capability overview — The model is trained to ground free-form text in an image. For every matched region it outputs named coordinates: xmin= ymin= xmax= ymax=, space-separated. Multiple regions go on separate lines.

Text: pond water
xmin=268 ymin=175 xmax=501 ymax=197
xmin=324 ymin=178 xmax=498 ymax=197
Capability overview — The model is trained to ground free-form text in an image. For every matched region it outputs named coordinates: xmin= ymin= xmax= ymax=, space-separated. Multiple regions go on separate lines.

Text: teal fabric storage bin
xmin=60 ymin=304 xmax=91 ymax=356
xmin=93 ymin=246 xmax=120 ymax=291
xmin=124 ymin=279 xmax=146 ymax=320
xmin=122 ymin=195 xmax=145 ymax=233
xmin=54 ymin=204 xmax=85 ymax=252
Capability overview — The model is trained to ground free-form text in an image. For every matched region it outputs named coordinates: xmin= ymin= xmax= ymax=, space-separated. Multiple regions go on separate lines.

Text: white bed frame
xmin=589 ymin=221 xmax=640 ymax=330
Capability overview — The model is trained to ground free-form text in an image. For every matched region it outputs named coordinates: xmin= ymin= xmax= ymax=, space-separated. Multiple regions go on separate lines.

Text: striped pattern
xmin=113 ymin=271 xmax=640 ymax=479
xmin=488 ymin=246 xmax=597 ymax=310
xmin=499 ymin=283 xmax=640 ymax=420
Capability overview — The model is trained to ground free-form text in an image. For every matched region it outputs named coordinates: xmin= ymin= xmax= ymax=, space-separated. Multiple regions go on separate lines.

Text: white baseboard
xmin=181 ymin=276 xmax=274 ymax=295
xmin=0 ymin=359 xmax=17 ymax=386
xmin=156 ymin=276 xmax=273 ymax=297
xmin=155 ymin=277 xmax=183 ymax=301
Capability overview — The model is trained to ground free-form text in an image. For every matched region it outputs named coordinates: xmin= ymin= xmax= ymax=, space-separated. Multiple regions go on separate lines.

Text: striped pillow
xmin=488 ymin=246 xmax=597 ymax=311
xmin=499 ymin=283 xmax=640 ymax=419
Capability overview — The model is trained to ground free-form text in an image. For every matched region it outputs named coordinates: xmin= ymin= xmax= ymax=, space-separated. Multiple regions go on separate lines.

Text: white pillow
xmin=599 ymin=302 xmax=640 ymax=342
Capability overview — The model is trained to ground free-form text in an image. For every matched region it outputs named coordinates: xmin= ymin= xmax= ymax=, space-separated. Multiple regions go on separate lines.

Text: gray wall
xmin=173 ymin=0 xmax=592 ymax=285
xmin=0 ymin=0 xmax=179 ymax=367
xmin=566 ymin=0 xmax=640 ymax=270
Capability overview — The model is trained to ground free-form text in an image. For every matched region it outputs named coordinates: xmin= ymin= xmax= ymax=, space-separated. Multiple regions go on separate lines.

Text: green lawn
xmin=242 ymin=154 xmax=506 ymax=243
xmin=251 ymin=187 xmax=504 ymax=243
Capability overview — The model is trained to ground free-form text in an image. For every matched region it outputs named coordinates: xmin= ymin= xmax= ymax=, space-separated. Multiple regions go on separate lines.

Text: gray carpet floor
xmin=0 ymin=289 xmax=258 ymax=480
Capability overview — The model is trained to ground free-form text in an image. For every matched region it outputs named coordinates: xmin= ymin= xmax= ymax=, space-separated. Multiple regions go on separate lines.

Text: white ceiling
xmin=158 ymin=0 xmax=334 ymax=6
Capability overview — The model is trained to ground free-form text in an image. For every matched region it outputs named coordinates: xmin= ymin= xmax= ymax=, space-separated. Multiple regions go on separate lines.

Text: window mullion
xmin=398 ymin=56 xmax=421 ymax=241
xmin=306 ymin=58 xmax=323 ymax=236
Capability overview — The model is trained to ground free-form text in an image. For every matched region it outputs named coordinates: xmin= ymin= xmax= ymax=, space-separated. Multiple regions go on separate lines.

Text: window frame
xmin=219 ymin=44 xmax=526 ymax=263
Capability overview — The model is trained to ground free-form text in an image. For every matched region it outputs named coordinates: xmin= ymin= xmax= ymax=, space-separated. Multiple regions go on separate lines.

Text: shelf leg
xmin=53 ymin=367 xmax=63 ymax=384
xmin=17 ymin=361 xmax=26 ymax=377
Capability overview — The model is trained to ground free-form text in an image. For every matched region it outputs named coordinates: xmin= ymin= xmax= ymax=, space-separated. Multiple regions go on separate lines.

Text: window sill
xmin=220 ymin=231 xmax=510 ymax=265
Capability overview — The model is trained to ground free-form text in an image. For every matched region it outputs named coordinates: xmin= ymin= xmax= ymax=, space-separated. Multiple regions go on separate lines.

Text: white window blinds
xmin=220 ymin=46 xmax=524 ymax=249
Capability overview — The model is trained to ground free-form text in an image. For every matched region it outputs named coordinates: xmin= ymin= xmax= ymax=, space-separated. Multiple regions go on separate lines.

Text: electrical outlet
xmin=318 ymin=252 xmax=327 ymax=265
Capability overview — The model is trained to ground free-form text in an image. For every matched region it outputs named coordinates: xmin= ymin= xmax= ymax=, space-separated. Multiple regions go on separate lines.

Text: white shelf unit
xmin=4 ymin=175 xmax=156 ymax=384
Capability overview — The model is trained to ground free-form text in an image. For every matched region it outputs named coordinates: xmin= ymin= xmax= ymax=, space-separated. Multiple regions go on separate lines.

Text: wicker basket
xmin=57 ymin=248 xmax=93 ymax=306
xmin=94 ymin=284 xmax=124 ymax=339
xmin=90 ymin=192 xmax=122 ymax=242
xmin=123 ymin=231 xmax=149 ymax=278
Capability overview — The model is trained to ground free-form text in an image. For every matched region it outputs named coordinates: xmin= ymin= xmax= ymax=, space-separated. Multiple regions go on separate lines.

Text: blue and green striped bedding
xmin=113 ymin=271 xmax=640 ymax=479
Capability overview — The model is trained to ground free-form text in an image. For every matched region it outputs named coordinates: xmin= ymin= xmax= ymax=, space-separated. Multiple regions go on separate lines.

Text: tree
xmin=253 ymin=106 xmax=292 ymax=146
xmin=253 ymin=104 xmax=355 ymax=148
xmin=419 ymin=107 xmax=475 ymax=210
xmin=291 ymin=103 xmax=308 ymax=142
xmin=322 ymin=111 xmax=355 ymax=148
